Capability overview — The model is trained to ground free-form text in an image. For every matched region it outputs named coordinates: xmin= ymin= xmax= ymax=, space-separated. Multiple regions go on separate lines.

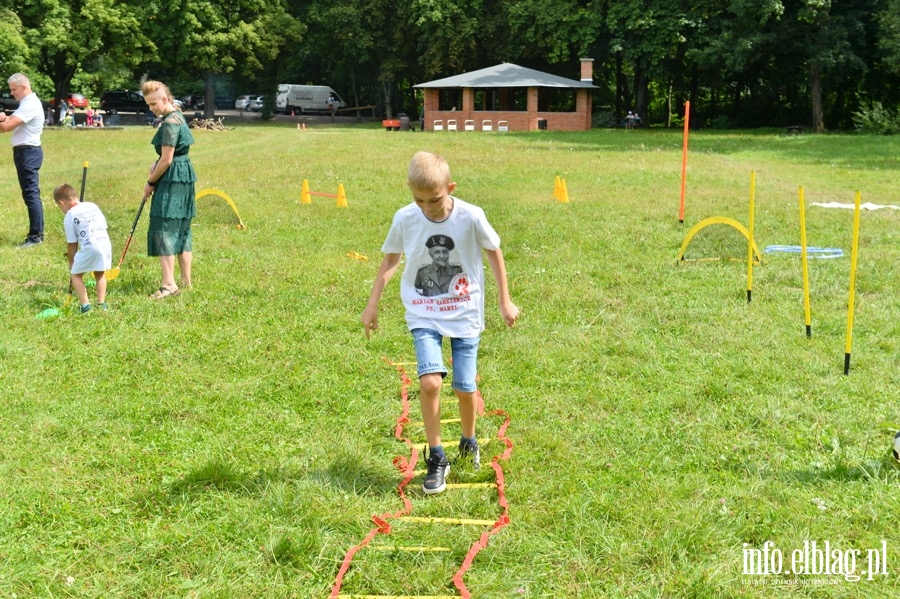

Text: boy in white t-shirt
xmin=361 ymin=151 xmax=519 ymax=494
xmin=53 ymin=183 xmax=113 ymax=313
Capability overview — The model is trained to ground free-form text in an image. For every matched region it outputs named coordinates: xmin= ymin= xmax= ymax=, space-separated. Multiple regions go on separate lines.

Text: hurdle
xmin=300 ymin=179 xmax=348 ymax=207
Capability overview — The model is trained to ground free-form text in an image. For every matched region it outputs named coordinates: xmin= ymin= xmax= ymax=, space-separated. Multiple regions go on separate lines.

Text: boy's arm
xmin=66 ymin=242 xmax=78 ymax=268
xmin=485 ymin=248 xmax=519 ymax=327
xmin=361 ymin=252 xmax=402 ymax=339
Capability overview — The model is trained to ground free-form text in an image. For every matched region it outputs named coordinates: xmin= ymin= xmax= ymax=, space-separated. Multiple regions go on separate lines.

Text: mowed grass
xmin=1 ymin=121 xmax=899 ymax=598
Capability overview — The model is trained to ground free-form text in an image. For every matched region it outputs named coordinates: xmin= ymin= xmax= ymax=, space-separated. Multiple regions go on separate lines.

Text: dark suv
xmin=0 ymin=92 xmax=19 ymax=113
xmin=99 ymin=90 xmax=147 ymax=114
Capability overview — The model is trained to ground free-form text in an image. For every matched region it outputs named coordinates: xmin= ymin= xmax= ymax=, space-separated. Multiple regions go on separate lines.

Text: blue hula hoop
xmin=764 ymin=245 xmax=844 ymax=259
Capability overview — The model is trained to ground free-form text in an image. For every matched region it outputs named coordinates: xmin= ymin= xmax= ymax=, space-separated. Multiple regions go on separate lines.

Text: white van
xmin=276 ymin=85 xmax=346 ymax=114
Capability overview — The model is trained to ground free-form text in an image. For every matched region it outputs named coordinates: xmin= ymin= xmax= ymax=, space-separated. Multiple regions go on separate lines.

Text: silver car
xmin=234 ymin=95 xmax=253 ymax=110
xmin=248 ymin=96 xmax=264 ymax=112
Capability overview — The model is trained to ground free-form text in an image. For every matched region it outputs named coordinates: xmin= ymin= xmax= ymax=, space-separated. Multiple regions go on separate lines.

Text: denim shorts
xmin=411 ymin=328 xmax=480 ymax=393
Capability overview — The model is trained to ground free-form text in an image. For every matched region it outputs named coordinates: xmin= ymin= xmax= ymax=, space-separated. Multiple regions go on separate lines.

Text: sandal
xmin=150 ymin=286 xmax=180 ymax=300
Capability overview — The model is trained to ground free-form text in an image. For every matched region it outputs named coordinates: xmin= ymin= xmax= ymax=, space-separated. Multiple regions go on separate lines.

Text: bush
xmin=592 ymin=109 xmax=617 ymax=128
xmin=852 ymin=102 xmax=900 ymax=134
xmin=707 ymin=115 xmax=736 ymax=130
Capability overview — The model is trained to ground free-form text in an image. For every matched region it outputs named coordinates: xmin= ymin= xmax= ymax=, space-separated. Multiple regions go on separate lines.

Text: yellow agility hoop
xmin=196 ymin=188 xmax=246 ymax=229
xmin=677 ymin=216 xmax=762 ymax=263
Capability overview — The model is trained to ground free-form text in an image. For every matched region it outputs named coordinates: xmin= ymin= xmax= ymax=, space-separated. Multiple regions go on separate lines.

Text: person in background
xmin=0 ymin=73 xmax=45 ymax=248
xmin=57 ymin=98 xmax=68 ymax=126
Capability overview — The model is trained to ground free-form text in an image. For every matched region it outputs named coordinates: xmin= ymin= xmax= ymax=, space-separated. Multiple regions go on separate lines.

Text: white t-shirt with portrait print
xmin=64 ymin=202 xmax=113 ymax=274
xmin=381 ymin=196 xmax=500 ymax=338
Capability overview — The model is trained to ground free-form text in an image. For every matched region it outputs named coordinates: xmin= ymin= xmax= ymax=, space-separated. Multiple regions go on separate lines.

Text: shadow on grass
xmin=147 ymin=453 xmax=395 ymax=503
xmin=776 ymin=454 xmax=900 ymax=484
xmin=309 ymin=451 xmax=398 ymax=496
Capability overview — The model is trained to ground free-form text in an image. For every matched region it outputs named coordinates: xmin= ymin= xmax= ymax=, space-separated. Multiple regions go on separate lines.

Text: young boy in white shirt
xmin=53 ymin=183 xmax=113 ymax=313
xmin=361 ymin=151 xmax=519 ymax=494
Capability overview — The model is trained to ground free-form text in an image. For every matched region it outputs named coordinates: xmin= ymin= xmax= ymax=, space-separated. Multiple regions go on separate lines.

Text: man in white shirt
xmin=0 ymin=73 xmax=45 ymax=248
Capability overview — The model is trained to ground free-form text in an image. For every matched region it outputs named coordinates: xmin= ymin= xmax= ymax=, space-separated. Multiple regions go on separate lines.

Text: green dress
xmin=147 ymin=111 xmax=197 ymax=256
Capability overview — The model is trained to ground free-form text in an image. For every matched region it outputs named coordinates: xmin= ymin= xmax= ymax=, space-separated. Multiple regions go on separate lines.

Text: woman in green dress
xmin=142 ymin=80 xmax=197 ymax=299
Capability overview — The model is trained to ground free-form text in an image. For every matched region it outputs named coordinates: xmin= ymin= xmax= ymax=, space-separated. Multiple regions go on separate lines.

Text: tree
xmin=0 ymin=5 xmax=29 ymax=78
xmin=143 ymin=0 xmax=303 ymax=117
xmin=14 ymin=0 xmax=152 ymax=118
xmin=879 ymin=0 xmax=900 ymax=75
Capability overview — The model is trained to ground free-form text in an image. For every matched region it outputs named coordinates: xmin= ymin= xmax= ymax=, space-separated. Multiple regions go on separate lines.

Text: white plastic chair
xmin=432 ymin=120 xmax=444 ymax=131
xmin=482 ymin=120 xmax=493 ymax=131
xmin=464 ymin=119 xmax=475 ymax=131
xmin=447 ymin=119 xmax=458 ymax=131
xmin=498 ymin=120 xmax=509 ymax=132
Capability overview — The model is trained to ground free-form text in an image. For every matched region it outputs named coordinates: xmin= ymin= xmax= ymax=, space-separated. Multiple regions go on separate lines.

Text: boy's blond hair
xmin=408 ymin=151 xmax=451 ymax=190
xmin=53 ymin=183 xmax=78 ymax=203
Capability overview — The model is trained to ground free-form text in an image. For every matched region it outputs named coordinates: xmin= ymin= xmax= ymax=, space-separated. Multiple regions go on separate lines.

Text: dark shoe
xmin=423 ymin=448 xmax=450 ymax=495
xmin=893 ymin=431 xmax=900 ymax=462
xmin=80 ymin=304 xmax=92 ymax=314
xmin=458 ymin=437 xmax=481 ymax=470
xmin=17 ymin=236 xmax=43 ymax=249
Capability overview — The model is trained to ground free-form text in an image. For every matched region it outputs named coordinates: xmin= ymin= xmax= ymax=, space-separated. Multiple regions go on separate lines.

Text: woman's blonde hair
xmin=142 ymin=80 xmax=171 ymax=101
xmin=408 ymin=151 xmax=452 ymax=190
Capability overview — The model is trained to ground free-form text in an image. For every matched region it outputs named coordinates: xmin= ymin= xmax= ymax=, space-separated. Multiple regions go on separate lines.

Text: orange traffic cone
xmin=336 ymin=183 xmax=348 ymax=208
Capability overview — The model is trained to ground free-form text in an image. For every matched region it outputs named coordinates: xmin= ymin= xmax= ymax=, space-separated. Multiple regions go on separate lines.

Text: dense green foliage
xmin=0 ymin=123 xmax=898 ymax=597
xmin=3 ymin=0 xmax=900 ymax=129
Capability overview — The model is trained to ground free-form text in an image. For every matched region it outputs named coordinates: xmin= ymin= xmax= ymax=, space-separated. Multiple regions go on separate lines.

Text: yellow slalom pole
xmin=679 ymin=101 xmax=690 ymax=224
xmin=746 ymin=170 xmax=756 ymax=303
xmin=844 ymin=191 xmax=862 ymax=375
xmin=798 ymin=186 xmax=812 ymax=337
xmin=300 ymin=179 xmax=312 ymax=204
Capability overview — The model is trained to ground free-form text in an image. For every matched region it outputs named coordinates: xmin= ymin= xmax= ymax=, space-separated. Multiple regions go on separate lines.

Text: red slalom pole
xmin=679 ymin=100 xmax=690 ymax=224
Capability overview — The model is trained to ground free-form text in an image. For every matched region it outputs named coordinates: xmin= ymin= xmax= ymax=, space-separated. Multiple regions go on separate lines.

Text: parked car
xmin=49 ymin=93 xmax=89 ymax=109
xmin=234 ymin=95 xmax=254 ymax=110
xmin=214 ymin=95 xmax=234 ymax=109
xmin=1 ymin=92 xmax=51 ymax=114
xmin=99 ymin=90 xmax=147 ymax=114
xmin=0 ymin=92 xmax=19 ymax=112
xmin=181 ymin=94 xmax=205 ymax=109
xmin=248 ymin=96 xmax=264 ymax=112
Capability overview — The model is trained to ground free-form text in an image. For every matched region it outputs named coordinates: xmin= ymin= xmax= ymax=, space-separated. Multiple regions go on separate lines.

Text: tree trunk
xmin=381 ymin=77 xmax=392 ymax=119
xmin=810 ymin=60 xmax=825 ymax=133
xmin=615 ymin=51 xmax=628 ymax=116
xmin=689 ymin=64 xmax=699 ymax=129
xmin=204 ymin=72 xmax=216 ymax=119
xmin=634 ymin=61 xmax=648 ymax=122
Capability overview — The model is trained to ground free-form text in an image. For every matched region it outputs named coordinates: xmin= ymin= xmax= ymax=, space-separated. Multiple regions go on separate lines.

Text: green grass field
xmin=1 ymin=121 xmax=898 ymax=598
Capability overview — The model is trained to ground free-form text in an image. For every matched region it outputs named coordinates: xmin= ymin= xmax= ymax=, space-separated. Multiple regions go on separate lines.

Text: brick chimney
xmin=580 ymin=58 xmax=594 ymax=82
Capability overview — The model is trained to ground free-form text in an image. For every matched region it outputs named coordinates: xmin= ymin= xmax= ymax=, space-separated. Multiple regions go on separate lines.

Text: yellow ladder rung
xmin=446 ymin=483 xmax=495 ymax=489
xmin=368 ymin=545 xmax=451 ymax=552
xmin=398 ymin=516 xmax=495 ymax=526
xmin=409 ymin=418 xmax=461 ymax=426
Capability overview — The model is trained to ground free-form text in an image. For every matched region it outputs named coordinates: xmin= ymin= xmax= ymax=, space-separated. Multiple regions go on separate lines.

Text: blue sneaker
xmin=423 ymin=448 xmax=450 ymax=495
xmin=98 ymin=302 xmax=108 ymax=311
xmin=80 ymin=304 xmax=92 ymax=314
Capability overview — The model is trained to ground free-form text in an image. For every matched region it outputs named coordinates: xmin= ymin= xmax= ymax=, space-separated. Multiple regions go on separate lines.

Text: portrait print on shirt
xmin=414 ymin=234 xmax=470 ymax=297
